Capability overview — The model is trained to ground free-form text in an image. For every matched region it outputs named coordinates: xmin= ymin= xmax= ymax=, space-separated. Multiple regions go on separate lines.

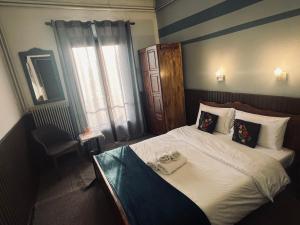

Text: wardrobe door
xmin=139 ymin=46 xmax=166 ymax=134
xmin=158 ymin=43 xmax=186 ymax=130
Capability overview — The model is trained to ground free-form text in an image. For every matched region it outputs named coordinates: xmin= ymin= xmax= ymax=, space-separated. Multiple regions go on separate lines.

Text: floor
xmin=33 ymin=155 xmax=120 ymax=225
xmin=32 ymin=138 xmax=300 ymax=225
xmin=237 ymin=185 xmax=300 ymax=225
xmin=32 ymin=136 xmax=152 ymax=225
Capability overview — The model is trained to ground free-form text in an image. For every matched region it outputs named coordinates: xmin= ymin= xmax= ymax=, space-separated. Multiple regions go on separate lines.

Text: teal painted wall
xmin=157 ymin=0 xmax=300 ymax=98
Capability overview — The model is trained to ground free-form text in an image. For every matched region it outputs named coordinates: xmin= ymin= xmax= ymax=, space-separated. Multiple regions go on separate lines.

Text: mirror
xmin=19 ymin=48 xmax=64 ymax=104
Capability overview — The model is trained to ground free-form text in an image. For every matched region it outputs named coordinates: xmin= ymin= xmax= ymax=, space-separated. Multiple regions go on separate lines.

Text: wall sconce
xmin=216 ymin=68 xmax=225 ymax=82
xmin=274 ymin=67 xmax=287 ymax=81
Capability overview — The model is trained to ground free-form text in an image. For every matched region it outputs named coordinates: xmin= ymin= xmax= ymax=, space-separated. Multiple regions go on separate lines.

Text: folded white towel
xmin=157 ymin=156 xmax=187 ymax=175
xmin=146 ymin=161 xmax=159 ymax=171
xmin=157 ymin=150 xmax=181 ymax=163
xmin=169 ymin=150 xmax=181 ymax=161
xmin=158 ymin=153 xmax=172 ymax=163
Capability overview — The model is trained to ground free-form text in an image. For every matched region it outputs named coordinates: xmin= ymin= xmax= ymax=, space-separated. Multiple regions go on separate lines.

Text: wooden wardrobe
xmin=139 ymin=43 xmax=186 ymax=135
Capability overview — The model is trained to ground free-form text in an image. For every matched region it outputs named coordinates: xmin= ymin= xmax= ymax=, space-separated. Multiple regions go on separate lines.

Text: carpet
xmin=78 ymin=160 xmax=96 ymax=187
xmin=36 ymin=158 xmax=95 ymax=203
xmin=33 ymin=184 xmax=120 ymax=225
xmin=32 ymin=136 xmax=154 ymax=225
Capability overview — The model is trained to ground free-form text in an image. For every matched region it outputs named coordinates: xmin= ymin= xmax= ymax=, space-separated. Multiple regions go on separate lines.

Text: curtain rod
xmin=45 ymin=21 xmax=135 ymax=26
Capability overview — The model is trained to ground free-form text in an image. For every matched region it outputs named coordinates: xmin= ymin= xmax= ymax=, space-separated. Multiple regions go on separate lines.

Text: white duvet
xmin=130 ymin=126 xmax=290 ymax=225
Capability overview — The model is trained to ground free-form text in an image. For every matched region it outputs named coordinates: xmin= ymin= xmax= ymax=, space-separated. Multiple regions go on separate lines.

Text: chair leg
xmin=76 ymin=145 xmax=82 ymax=160
xmin=53 ymin=157 xmax=59 ymax=170
xmin=53 ymin=157 xmax=62 ymax=179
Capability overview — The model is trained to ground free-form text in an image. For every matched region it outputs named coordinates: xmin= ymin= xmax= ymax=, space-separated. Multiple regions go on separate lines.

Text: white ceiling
xmin=0 ymin=0 xmax=155 ymax=9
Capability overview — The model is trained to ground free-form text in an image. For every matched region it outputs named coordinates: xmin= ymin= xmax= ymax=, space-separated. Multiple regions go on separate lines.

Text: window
xmin=72 ymin=45 xmax=128 ymax=132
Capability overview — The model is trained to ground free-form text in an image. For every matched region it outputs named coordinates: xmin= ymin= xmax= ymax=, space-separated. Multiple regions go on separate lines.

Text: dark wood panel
xmin=146 ymin=47 xmax=159 ymax=71
xmin=0 ymin=114 xmax=38 ymax=225
xmin=147 ymin=70 xmax=165 ymax=130
xmin=139 ymin=47 xmax=166 ymax=135
xmin=150 ymin=74 xmax=161 ymax=93
xmin=185 ymin=89 xmax=300 ymax=163
xmin=185 ymin=89 xmax=300 ymax=124
xmin=139 ymin=43 xmax=185 ymax=135
xmin=139 ymin=49 xmax=149 ymax=72
xmin=158 ymin=43 xmax=186 ymax=131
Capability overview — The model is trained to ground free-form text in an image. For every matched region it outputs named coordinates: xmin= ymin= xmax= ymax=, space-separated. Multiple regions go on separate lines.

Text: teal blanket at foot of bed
xmin=95 ymin=146 xmax=211 ymax=225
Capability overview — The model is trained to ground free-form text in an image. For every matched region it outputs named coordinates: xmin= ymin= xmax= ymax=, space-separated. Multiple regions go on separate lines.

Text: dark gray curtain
xmin=52 ymin=20 xmax=145 ymax=141
xmin=52 ymin=20 xmax=92 ymax=135
xmin=94 ymin=20 xmax=145 ymax=141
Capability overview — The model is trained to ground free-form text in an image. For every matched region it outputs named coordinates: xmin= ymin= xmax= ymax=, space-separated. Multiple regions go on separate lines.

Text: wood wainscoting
xmin=184 ymin=89 xmax=300 ymax=172
xmin=185 ymin=89 xmax=300 ymax=125
xmin=0 ymin=113 xmax=38 ymax=225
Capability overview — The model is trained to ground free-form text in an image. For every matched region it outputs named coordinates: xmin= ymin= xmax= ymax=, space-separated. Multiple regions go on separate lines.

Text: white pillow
xmin=235 ymin=110 xmax=290 ymax=150
xmin=196 ymin=103 xmax=235 ymax=134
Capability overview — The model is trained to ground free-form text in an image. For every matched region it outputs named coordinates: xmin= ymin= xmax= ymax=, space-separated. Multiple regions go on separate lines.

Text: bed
xmin=93 ymin=98 xmax=300 ymax=225
xmin=130 ymin=125 xmax=293 ymax=225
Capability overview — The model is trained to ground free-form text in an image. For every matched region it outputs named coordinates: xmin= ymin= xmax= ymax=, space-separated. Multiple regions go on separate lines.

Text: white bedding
xmin=130 ymin=126 xmax=293 ymax=225
xmin=213 ymin=132 xmax=295 ymax=169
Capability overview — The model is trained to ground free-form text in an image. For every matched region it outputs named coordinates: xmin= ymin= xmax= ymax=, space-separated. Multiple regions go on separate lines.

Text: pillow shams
xmin=195 ymin=103 xmax=235 ymax=134
xmin=232 ymin=119 xmax=261 ymax=148
xmin=198 ymin=111 xmax=219 ymax=133
xmin=235 ymin=110 xmax=290 ymax=150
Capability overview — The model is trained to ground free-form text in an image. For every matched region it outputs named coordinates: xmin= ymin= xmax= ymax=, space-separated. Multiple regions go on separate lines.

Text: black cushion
xmin=198 ymin=111 xmax=219 ymax=133
xmin=48 ymin=140 xmax=79 ymax=156
xmin=232 ymin=119 xmax=261 ymax=148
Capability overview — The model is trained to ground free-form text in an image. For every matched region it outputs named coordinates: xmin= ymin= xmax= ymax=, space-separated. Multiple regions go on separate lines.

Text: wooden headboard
xmin=185 ymin=89 xmax=300 ymax=163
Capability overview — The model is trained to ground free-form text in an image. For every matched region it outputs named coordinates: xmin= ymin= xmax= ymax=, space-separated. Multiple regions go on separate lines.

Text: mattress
xmin=130 ymin=125 xmax=293 ymax=225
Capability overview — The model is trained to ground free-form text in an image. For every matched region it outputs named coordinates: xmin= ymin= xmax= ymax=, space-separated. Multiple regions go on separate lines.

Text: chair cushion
xmin=48 ymin=140 xmax=79 ymax=156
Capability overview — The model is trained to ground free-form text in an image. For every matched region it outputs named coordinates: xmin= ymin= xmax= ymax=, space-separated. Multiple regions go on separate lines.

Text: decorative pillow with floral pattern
xmin=198 ymin=111 xmax=219 ymax=133
xmin=232 ymin=119 xmax=261 ymax=148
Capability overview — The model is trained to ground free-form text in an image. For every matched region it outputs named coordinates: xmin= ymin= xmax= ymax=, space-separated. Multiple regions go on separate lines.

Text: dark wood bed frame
xmin=93 ymin=89 xmax=300 ymax=225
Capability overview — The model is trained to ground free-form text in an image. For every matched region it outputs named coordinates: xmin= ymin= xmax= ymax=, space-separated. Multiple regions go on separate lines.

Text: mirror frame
xmin=19 ymin=48 xmax=65 ymax=105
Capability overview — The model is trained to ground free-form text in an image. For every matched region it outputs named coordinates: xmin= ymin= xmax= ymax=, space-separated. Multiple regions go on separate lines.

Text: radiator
xmin=29 ymin=101 xmax=76 ymax=137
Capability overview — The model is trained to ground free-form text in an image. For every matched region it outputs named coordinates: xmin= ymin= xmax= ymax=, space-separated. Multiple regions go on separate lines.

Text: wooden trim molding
xmin=0 ymin=0 xmax=155 ymax=11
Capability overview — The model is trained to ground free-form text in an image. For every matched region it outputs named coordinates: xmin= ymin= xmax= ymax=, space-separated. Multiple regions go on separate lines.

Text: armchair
xmin=32 ymin=125 xmax=80 ymax=169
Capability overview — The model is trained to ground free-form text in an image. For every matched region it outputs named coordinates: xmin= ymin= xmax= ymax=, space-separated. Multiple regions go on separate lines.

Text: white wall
xmin=0 ymin=5 xmax=159 ymax=108
xmin=157 ymin=0 xmax=300 ymax=98
xmin=0 ymin=45 xmax=22 ymax=140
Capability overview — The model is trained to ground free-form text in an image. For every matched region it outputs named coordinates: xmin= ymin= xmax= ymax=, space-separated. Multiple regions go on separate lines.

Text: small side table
xmin=79 ymin=130 xmax=105 ymax=157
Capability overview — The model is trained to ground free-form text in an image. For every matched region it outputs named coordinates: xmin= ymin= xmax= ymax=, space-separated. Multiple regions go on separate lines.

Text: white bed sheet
xmin=213 ymin=132 xmax=295 ymax=169
xmin=130 ymin=126 xmax=292 ymax=225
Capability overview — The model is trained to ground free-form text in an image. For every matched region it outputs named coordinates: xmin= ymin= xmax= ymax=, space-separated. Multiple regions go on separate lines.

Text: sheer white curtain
xmin=53 ymin=20 xmax=145 ymax=142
